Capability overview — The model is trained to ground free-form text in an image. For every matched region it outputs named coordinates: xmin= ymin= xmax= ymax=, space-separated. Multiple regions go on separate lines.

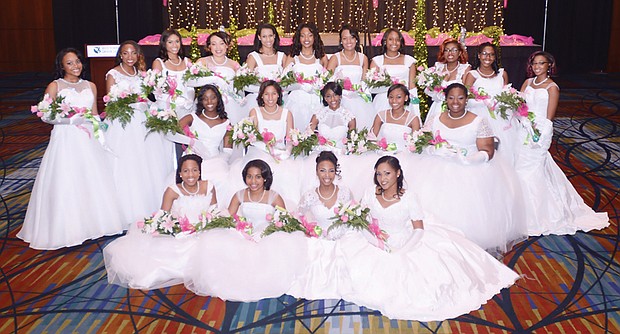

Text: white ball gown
xmin=244 ymin=51 xmax=286 ymax=111
xmin=337 ymin=189 xmax=520 ymax=321
xmin=184 ymin=190 xmax=308 ymax=301
xmin=423 ymin=62 xmax=470 ymax=124
xmin=467 ymin=68 xmax=520 ymax=165
xmin=209 ymin=63 xmax=248 ymax=124
xmin=370 ymin=54 xmax=419 ymax=116
xmin=103 ymin=182 xmax=215 ymax=289
xmin=104 ymin=69 xmax=167 ymax=225
xmin=284 ymin=56 xmax=324 ymax=129
xmin=376 ymin=109 xmax=420 ymax=152
xmin=155 ymin=58 xmax=196 ymax=119
xmin=409 ymin=114 xmax=528 ymax=254
xmin=332 ymin=52 xmax=376 ymax=129
xmin=314 ymin=106 xmax=355 ymax=148
xmin=516 ymin=80 xmax=609 ymax=235
xmin=17 ymin=79 xmax=123 ymax=250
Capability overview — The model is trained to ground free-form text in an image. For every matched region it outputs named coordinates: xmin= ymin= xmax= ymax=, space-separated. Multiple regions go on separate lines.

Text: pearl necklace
xmin=476 ymin=69 xmax=495 ymax=78
xmin=211 ymin=56 xmax=228 ymax=66
xmin=532 ymin=76 xmax=549 ymax=86
xmin=120 ymin=63 xmax=137 ymax=77
xmin=261 ymin=49 xmax=276 ymax=57
xmin=384 ymin=52 xmax=401 ymax=60
xmin=390 ymin=109 xmax=407 ymax=121
xmin=445 ymin=63 xmax=459 ymax=75
xmin=168 ymin=57 xmax=183 ymax=66
xmin=299 ymin=51 xmax=315 ymax=60
xmin=262 ymin=106 xmax=279 ymax=115
xmin=181 ymin=181 xmax=200 ymax=196
xmin=341 ymin=51 xmax=357 ymax=63
xmin=247 ymin=188 xmax=266 ymax=203
xmin=381 ymin=191 xmax=399 ymax=202
xmin=202 ymin=110 xmax=220 ymax=120
xmin=317 ymin=185 xmax=337 ymax=201
xmin=447 ymin=110 xmax=468 ymax=120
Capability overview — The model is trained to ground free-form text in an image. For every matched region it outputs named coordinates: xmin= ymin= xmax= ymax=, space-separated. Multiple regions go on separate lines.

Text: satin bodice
xmin=470 ymin=68 xmax=505 ymax=97
xmin=249 ymin=51 xmax=285 ymax=80
xmin=523 ymin=80 xmax=558 ymax=121
xmin=334 ymin=52 xmax=364 ymax=83
xmin=106 ymin=69 xmax=142 ymax=92
xmin=377 ymin=110 xmax=418 ymax=151
xmin=371 ymin=55 xmax=416 ymax=86
xmin=429 ymin=114 xmax=494 ymax=155
xmin=190 ymin=113 xmax=229 ymax=156
xmin=254 ymin=108 xmax=289 ymax=151
xmin=292 ymin=56 xmax=324 ymax=77
xmin=236 ymin=189 xmax=279 ymax=237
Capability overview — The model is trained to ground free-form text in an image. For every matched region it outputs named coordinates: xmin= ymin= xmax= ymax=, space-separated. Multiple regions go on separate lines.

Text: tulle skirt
xmin=284 ymin=89 xmax=322 ymax=129
xmin=341 ymin=92 xmax=376 ymax=130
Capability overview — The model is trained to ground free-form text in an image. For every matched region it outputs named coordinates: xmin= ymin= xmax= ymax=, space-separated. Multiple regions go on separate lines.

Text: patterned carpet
xmin=0 ymin=72 xmax=618 ymax=333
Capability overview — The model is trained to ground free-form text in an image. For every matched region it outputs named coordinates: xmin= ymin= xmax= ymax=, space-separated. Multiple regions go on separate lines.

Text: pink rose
xmin=136 ymin=220 xmax=145 ymax=229
xmin=275 ymin=221 xmax=283 ymax=228
xmin=517 ymin=103 xmax=529 ymax=117
xmin=265 ymin=213 xmax=273 ymax=221
xmin=103 ymin=95 xmax=110 ymax=103
xmin=343 ymin=78 xmax=353 ymax=90
xmin=377 ymin=137 xmax=388 ymax=150
xmin=341 ymin=215 xmax=349 ymax=222
xmin=262 ymin=130 xmax=275 ymax=142
xmin=318 ymin=135 xmax=327 ymax=145
xmin=333 ymin=207 xmax=340 ymax=215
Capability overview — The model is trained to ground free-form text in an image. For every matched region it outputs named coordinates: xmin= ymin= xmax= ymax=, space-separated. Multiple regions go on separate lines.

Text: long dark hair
xmin=176 ymin=154 xmax=203 ymax=184
xmin=289 ymin=23 xmax=325 ymax=59
xmin=195 ymin=84 xmax=227 ymax=119
xmin=158 ymin=29 xmax=186 ymax=60
xmin=257 ymin=80 xmax=283 ymax=106
xmin=54 ymin=48 xmax=86 ymax=80
xmin=338 ymin=24 xmax=361 ymax=52
xmin=115 ymin=40 xmax=146 ymax=71
xmin=472 ymin=42 xmax=499 ymax=73
xmin=253 ymin=23 xmax=280 ymax=53
xmin=373 ymin=156 xmax=404 ymax=197
xmin=380 ymin=28 xmax=405 ymax=55
xmin=242 ymin=159 xmax=274 ymax=190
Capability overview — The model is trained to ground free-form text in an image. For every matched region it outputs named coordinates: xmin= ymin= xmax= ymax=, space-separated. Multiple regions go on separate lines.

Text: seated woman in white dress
xmin=516 ymin=52 xmax=609 ymax=235
xmin=310 ymin=82 xmax=356 ymax=149
xmin=103 ymin=154 xmax=217 ymax=290
xmin=184 ymin=159 xmax=308 ymax=301
xmin=18 ymin=48 xmax=123 ymax=250
xmin=337 ymin=155 xmax=520 ymax=321
xmin=369 ymin=28 xmax=418 ymax=116
xmin=326 ymin=24 xmax=374 ymax=129
xmin=195 ymin=32 xmax=245 ymax=124
xmin=423 ymin=38 xmax=471 ymax=124
xmin=283 ymin=23 xmax=328 ymax=129
xmin=371 ymin=83 xmax=421 ymax=152
xmin=244 ymin=23 xmax=286 ymax=111
xmin=410 ymin=83 xmax=527 ymax=255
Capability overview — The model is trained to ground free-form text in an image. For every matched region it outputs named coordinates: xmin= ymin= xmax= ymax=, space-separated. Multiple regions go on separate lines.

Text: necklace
xmin=381 ymin=191 xmax=399 ymax=202
xmin=60 ymin=78 xmax=82 ymax=84
xmin=447 ymin=110 xmax=468 ymax=120
xmin=247 ymin=188 xmax=266 ymax=203
xmin=532 ymin=76 xmax=549 ymax=86
xmin=262 ymin=106 xmax=279 ymax=115
xmin=202 ymin=110 xmax=219 ymax=120
xmin=384 ymin=52 xmax=401 ymax=60
xmin=445 ymin=63 xmax=459 ymax=75
xmin=120 ymin=63 xmax=137 ymax=77
xmin=476 ymin=69 xmax=495 ymax=78
xmin=168 ymin=57 xmax=182 ymax=66
xmin=390 ymin=109 xmax=406 ymax=121
xmin=299 ymin=51 xmax=315 ymax=60
xmin=181 ymin=181 xmax=200 ymax=195
xmin=211 ymin=56 xmax=228 ymax=66
xmin=317 ymin=185 xmax=337 ymax=201
xmin=341 ymin=51 xmax=357 ymax=63
xmin=261 ymin=49 xmax=276 ymax=57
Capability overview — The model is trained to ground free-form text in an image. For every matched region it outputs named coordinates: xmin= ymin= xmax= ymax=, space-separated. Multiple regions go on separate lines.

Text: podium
xmin=86 ymin=45 xmax=120 ymax=112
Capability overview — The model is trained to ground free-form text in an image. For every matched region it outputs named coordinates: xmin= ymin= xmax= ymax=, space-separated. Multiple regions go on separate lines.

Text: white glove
xmin=222 ymin=147 xmax=233 ymax=161
xmin=42 ymin=115 xmax=85 ymax=125
xmin=191 ymin=141 xmax=218 ymax=159
xmin=534 ymin=118 xmax=554 ymax=150
xmin=457 ymin=150 xmax=489 ymax=165
xmin=165 ymin=132 xmax=192 ymax=145
xmin=425 ymin=145 xmax=457 ymax=158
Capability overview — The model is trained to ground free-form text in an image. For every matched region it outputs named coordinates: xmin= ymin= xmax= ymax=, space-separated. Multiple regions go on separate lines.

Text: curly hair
xmin=316 ymin=151 xmax=341 ymax=178
xmin=115 ymin=40 xmax=146 ymax=71
xmin=437 ymin=38 xmax=468 ymax=64
xmin=158 ymin=29 xmax=186 ymax=60
xmin=373 ymin=156 xmax=404 ymax=198
xmin=338 ymin=24 xmax=361 ymax=52
xmin=205 ymin=31 xmax=231 ymax=56
xmin=195 ymin=84 xmax=228 ymax=120
xmin=289 ymin=23 xmax=325 ymax=59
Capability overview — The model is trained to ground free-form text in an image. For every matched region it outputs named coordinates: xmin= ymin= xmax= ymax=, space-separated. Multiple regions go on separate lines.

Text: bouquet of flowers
xmin=230 ymin=117 xmax=263 ymax=148
xmin=141 ymin=70 xmax=183 ymax=135
xmin=404 ymin=130 xmax=450 ymax=154
xmin=31 ymin=94 xmax=89 ymax=121
xmin=279 ymin=69 xmax=330 ymax=95
xmin=137 ymin=210 xmax=196 ymax=237
xmin=287 ymin=127 xmax=318 ymax=157
xmin=343 ymin=128 xmax=380 ymax=155
xmin=262 ymin=206 xmax=322 ymax=238
xmin=376 ymin=137 xmax=398 ymax=152
xmin=416 ymin=65 xmax=446 ymax=98
xmin=363 ymin=67 xmax=398 ymax=93
xmin=492 ymin=84 xmax=527 ymax=120
xmin=144 ymin=102 xmax=182 ymax=135
xmin=103 ymin=80 xmax=145 ymax=128
xmin=332 ymin=71 xmax=372 ymax=102
xmin=183 ymin=62 xmax=227 ymax=85
xmin=328 ymin=200 xmax=389 ymax=251
xmin=232 ymin=64 xmax=261 ymax=93
xmin=195 ymin=210 xmax=255 ymax=240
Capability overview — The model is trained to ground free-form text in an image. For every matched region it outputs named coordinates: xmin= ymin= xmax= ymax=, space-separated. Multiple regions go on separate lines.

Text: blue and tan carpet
xmin=0 ymin=72 xmax=618 ymax=333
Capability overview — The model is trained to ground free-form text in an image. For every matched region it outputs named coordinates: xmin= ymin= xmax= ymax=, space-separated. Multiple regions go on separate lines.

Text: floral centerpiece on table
xmin=404 ymin=130 xmax=450 ymax=154
xmin=262 ymin=206 xmax=322 ymax=237
xmin=363 ymin=67 xmax=399 ymax=93
xmin=137 ymin=210 xmax=196 ymax=237
xmin=416 ymin=65 xmax=446 ymax=98
xmin=141 ymin=69 xmax=183 ymax=135
xmin=343 ymin=128 xmax=381 ymax=155
xmin=328 ymin=200 xmax=389 ymax=251
xmin=287 ymin=127 xmax=318 ymax=157
xmin=232 ymin=64 xmax=261 ymax=94
xmin=103 ymin=80 xmax=146 ymax=128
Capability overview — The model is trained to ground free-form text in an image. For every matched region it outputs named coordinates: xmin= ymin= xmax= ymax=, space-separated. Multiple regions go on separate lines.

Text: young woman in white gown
xmin=464 ymin=42 xmax=519 ymax=165
xmin=369 ymin=28 xmax=418 ymax=116
xmin=283 ymin=23 xmax=328 ymax=129
xmin=105 ymin=41 xmax=165 ymax=224
xmin=104 ymin=154 xmax=217 ymax=289
xmin=423 ymin=38 xmax=471 ymax=124
xmin=337 ymin=155 xmax=520 ymax=321
xmin=371 ymin=84 xmax=421 ymax=152
xmin=516 ymin=52 xmax=609 ymax=235
xmin=185 ymin=159 xmax=308 ymax=301
xmin=310 ymin=82 xmax=356 ymax=149
xmin=17 ymin=48 xmax=123 ymax=250
xmin=326 ymin=25 xmax=374 ymax=129
xmin=177 ymin=85 xmax=232 ymax=205
xmin=410 ymin=83 xmax=527 ymax=254
xmin=244 ymin=23 xmax=286 ymax=111
xmin=194 ymin=32 xmax=246 ymax=124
